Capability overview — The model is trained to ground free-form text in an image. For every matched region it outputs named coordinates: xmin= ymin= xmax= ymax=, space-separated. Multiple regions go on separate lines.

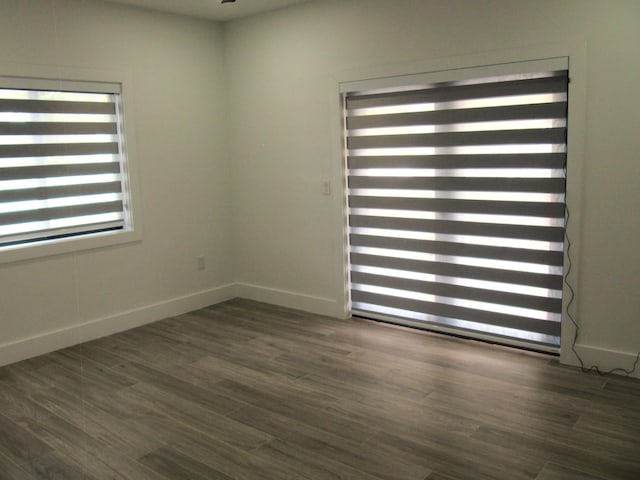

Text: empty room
xmin=0 ymin=0 xmax=639 ymax=479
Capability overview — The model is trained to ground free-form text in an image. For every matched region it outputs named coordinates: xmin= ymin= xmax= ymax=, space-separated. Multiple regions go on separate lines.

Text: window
xmin=0 ymin=74 xmax=139 ymax=262
xmin=343 ymin=58 xmax=568 ymax=352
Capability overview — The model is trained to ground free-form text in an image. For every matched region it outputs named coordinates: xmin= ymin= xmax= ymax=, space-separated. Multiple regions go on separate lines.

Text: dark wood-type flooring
xmin=1 ymin=298 xmax=639 ymax=480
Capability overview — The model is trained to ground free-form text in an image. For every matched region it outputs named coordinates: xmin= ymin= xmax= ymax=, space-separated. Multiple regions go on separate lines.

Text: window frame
xmin=329 ymin=43 xmax=587 ymax=363
xmin=0 ymin=63 xmax=142 ymax=264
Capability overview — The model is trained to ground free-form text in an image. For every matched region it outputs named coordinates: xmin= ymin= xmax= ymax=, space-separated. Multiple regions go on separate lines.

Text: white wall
xmin=0 ymin=0 xmax=235 ymax=365
xmin=1 ymin=0 xmax=638 ymax=377
xmin=224 ymin=0 xmax=640 ymax=375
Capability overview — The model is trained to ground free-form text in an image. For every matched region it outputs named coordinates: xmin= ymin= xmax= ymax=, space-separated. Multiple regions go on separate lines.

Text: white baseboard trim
xmin=235 ymin=282 xmax=339 ymax=318
xmin=12 ymin=282 xmax=636 ymax=381
xmin=0 ymin=283 xmax=236 ymax=368
xmin=565 ymin=344 xmax=640 ymax=379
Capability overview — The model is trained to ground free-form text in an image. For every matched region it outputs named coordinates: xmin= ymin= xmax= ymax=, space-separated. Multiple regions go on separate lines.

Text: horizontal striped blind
xmin=0 ymin=81 xmax=127 ymax=248
xmin=345 ymin=68 xmax=568 ymax=350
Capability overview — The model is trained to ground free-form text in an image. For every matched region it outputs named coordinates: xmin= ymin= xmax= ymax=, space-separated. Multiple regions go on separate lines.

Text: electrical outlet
xmin=322 ymin=180 xmax=332 ymax=196
xmin=196 ymin=255 xmax=206 ymax=271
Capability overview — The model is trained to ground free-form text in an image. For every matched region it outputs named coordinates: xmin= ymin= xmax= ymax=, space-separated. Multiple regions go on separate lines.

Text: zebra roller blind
xmin=0 ymin=79 xmax=128 ymax=248
xmin=344 ymin=60 xmax=568 ymax=350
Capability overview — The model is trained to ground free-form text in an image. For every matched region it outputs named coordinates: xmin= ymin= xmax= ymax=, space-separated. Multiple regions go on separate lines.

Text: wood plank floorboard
xmin=0 ymin=298 xmax=639 ymax=479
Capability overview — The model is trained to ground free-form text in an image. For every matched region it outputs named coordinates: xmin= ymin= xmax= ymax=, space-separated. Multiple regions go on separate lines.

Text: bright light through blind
xmin=344 ymin=67 xmax=569 ymax=350
xmin=0 ymin=82 xmax=128 ymax=248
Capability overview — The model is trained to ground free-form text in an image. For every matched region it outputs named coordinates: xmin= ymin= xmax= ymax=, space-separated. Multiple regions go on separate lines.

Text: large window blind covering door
xmin=344 ymin=60 xmax=568 ymax=351
xmin=0 ymin=79 xmax=128 ymax=248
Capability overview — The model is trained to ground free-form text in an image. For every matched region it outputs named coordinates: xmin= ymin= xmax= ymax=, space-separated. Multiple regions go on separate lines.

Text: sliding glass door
xmin=343 ymin=59 xmax=568 ymax=352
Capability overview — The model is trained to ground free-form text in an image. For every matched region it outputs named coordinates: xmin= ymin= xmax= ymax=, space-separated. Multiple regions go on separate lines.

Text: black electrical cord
xmin=564 ymin=191 xmax=640 ymax=377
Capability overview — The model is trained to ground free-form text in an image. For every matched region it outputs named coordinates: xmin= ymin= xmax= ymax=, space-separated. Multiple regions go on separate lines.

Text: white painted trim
xmin=331 ymin=40 xmax=589 ymax=366
xmin=559 ymin=40 xmax=587 ymax=368
xmin=235 ymin=282 xmax=341 ymax=318
xmin=0 ymin=283 xmax=237 ymax=367
xmin=571 ymin=344 xmax=640 ymax=379
xmin=327 ymin=76 xmax=351 ymax=321
xmin=0 ymin=61 xmax=143 ymax=266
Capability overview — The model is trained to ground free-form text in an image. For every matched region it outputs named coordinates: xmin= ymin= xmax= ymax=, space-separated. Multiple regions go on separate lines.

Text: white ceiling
xmin=101 ymin=0 xmax=312 ymax=21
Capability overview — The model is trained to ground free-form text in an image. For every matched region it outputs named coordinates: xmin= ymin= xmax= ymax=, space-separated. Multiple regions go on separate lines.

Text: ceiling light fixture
xmin=221 ymin=0 xmax=236 ymax=4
